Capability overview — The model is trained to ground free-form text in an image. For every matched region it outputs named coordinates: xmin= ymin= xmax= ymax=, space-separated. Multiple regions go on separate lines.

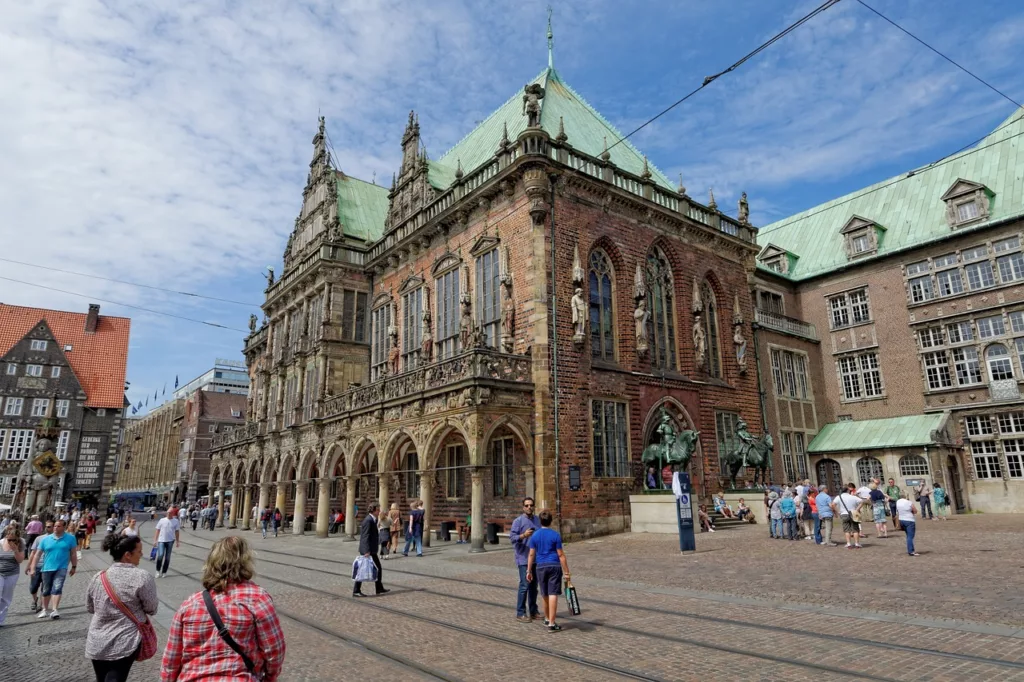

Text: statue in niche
xmin=459 ymin=297 xmax=473 ymax=350
xmin=571 ymin=287 xmax=587 ymax=345
xmin=693 ymin=313 xmax=707 ymax=370
xmin=522 ymin=83 xmax=545 ymax=128
xmin=634 ymin=298 xmax=650 ymax=355
xmin=421 ymin=306 xmax=433 ymax=362
xmin=248 ymin=314 xmax=258 ymax=333
xmin=501 ymin=284 xmax=515 ymax=353
xmin=388 ymin=325 xmax=400 ymax=375
xmin=733 ymin=325 xmax=748 ymax=373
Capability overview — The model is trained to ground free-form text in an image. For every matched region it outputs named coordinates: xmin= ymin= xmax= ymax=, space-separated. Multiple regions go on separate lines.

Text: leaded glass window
xmin=589 ymin=250 xmax=615 ymax=361
xmin=646 ymin=248 xmax=676 ymax=371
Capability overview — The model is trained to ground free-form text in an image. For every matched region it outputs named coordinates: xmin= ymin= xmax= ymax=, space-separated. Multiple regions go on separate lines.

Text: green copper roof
xmin=757 ymin=108 xmax=1024 ymax=281
xmin=434 ymin=67 xmax=674 ymax=190
xmin=336 ymin=172 xmax=388 ymax=242
xmin=807 ymin=414 xmax=946 ymax=454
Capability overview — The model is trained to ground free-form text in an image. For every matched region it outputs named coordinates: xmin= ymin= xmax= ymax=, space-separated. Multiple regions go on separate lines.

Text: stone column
xmin=217 ymin=488 xmax=226 ymax=528
xmin=275 ymin=484 xmax=286 ymax=516
xmin=470 ymin=467 xmax=485 ymax=553
xmin=378 ymin=473 xmax=391 ymax=516
xmin=229 ymin=486 xmax=239 ymax=528
xmin=316 ymin=478 xmax=331 ymax=538
xmin=419 ymin=470 xmax=434 ymax=548
xmin=257 ymin=484 xmax=270 ymax=521
xmin=242 ymin=486 xmax=253 ymax=530
xmin=292 ymin=480 xmax=307 ymax=535
xmin=521 ymin=465 xmax=535 ymax=499
xmin=343 ymin=476 xmax=357 ymax=540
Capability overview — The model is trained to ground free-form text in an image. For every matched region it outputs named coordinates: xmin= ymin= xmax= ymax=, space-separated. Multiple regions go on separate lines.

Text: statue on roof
xmin=522 ymin=83 xmax=545 ymax=128
xmin=265 ymin=267 xmax=275 ymax=287
xmin=738 ymin=192 xmax=750 ymax=225
xmin=248 ymin=314 xmax=258 ymax=333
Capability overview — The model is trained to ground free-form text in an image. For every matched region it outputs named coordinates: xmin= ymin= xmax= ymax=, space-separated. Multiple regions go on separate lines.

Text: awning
xmin=807 ymin=413 xmax=948 ymax=454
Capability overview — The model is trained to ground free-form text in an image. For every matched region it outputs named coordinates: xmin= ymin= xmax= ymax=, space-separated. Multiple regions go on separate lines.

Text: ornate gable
xmin=757 ymin=243 xmax=796 ymax=275
xmin=398 ymin=274 xmax=425 ymax=294
xmin=468 ymin=233 xmax=500 ymax=257
xmin=940 ymin=178 xmax=992 ymax=228
xmin=431 ymin=252 xmax=462 ymax=277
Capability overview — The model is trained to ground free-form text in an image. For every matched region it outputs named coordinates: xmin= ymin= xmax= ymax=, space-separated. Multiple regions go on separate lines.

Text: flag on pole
xmin=131 ymin=405 xmax=137 ymax=415
xmin=145 ymin=396 xmax=149 ymax=406
xmin=174 ymin=375 xmax=179 ymax=389
xmin=154 ymin=389 xmax=158 ymax=400
xmin=162 ymin=384 xmax=166 ymax=396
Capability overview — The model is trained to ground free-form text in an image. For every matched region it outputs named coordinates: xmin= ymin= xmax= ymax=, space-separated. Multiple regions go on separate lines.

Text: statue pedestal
xmin=629 ymin=493 xmax=693 ymax=534
xmin=722 ymin=490 xmax=767 ymax=526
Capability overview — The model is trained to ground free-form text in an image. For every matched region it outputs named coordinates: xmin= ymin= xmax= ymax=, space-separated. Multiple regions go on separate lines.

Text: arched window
xmin=899 ymin=454 xmax=929 ymax=477
xmin=646 ymin=247 xmax=677 ymax=370
xmin=701 ymin=281 xmax=722 ymax=378
xmin=856 ymin=456 xmax=883 ymax=486
xmin=589 ymin=249 xmax=615 ymax=361
xmin=986 ymin=344 xmax=1014 ymax=381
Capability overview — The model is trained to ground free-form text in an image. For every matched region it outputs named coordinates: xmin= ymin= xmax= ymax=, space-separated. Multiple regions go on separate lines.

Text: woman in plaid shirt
xmin=161 ymin=537 xmax=285 ymax=681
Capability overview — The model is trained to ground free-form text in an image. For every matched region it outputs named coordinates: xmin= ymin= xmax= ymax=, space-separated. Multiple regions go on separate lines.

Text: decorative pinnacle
xmin=556 ymin=116 xmax=567 ymax=142
xmin=600 ymin=136 xmax=611 ymax=162
xmin=641 ymin=155 xmax=652 ymax=180
xmin=499 ymin=121 xmax=510 ymax=149
xmin=677 ymin=173 xmax=686 ymax=196
xmin=547 ymin=6 xmax=554 ymax=69
xmin=455 ymin=158 xmax=464 ymax=180
xmin=708 ymin=188 xmax=717 ymax=210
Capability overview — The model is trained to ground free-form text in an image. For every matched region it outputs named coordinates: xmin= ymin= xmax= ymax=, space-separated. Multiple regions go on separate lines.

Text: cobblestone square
xmin=3 ymin=514 xmax=1023 ymax=681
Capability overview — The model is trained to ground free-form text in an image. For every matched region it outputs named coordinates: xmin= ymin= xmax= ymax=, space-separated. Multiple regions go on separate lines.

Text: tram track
xmin=165 ymin=536 xmax=906 ymax=681
xmin=174 ymin=534 xmax=1024 ymax=674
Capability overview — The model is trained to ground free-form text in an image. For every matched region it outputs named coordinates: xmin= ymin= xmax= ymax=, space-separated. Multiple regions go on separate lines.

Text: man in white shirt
xmin=831 ymin=482 xmax=864 ymax=549
xmin=896 ymin=492 xmax=919 ymax=556
xmin=152 ymin=509 xmax=181 ymax=578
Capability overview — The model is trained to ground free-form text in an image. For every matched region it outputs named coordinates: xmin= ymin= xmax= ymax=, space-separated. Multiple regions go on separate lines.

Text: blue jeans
xmin=783 ymin=516 xmax=797 ymax=539
xmin=156 ymin=541 xmax=174 ymax=574
xmin=403 ymin=531 xmax=423 ymax=556
xmin=919 ymin=497 xmax=933 ymax=519
xmin=41 ymin=568 xmax=67 ymax=597
xmin=903 ymin=521 xmax=917 ymax=554
xmin=517 ymin=564 xmax=539 ymax=618
xmin=261 ymin=521 xmax=268 ymax=538
xmin=812 ymin=513 xmax=821 ymax=544
xmin=770 ymin=517 xmax=782 ymax=537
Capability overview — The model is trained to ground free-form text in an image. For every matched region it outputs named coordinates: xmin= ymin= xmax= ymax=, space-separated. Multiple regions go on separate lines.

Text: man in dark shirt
xmin=402 ymin=499 xmax=425 ymax=557
xmin=354 ymin=502 xmax=388 ymax=597
xmin=509 ymin=497 xmax=541 ymax=622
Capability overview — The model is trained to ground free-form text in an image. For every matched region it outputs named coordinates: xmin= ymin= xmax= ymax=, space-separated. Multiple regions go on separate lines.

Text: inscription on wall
xmin=73 ymin=435 xmax=107 ymax=491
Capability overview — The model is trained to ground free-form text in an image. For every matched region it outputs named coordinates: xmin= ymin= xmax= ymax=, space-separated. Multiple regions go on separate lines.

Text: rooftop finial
xmin=641 ymin=155 xmax=652 ymax=180
xmin=600 ymin=136 xmax=611 ymax=162
xmin=677 ymin=173 xmax=687 ymax=196
xmin=708 ymin=188 xmax=717 ymax=211
xmin=547 ymin=6 xmax=554 ymax=69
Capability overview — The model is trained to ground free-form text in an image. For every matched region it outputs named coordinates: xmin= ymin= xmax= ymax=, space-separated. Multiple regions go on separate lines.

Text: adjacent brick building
xmin=753 ymin=109 xmax=1024 ymax=513
xmin=209 ymin=61 xmax=762 ymax=542
xmin=0 ymin=303 xmax=130 ymax=508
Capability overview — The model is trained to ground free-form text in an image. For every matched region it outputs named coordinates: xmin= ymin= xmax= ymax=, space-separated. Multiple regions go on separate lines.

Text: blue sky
xmin=2 ymin=0 xmax=1022 ymax=414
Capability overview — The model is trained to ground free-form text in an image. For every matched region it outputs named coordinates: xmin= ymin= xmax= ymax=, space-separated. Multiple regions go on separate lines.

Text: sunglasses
xmin=524 ymin=503 xmax=534 ymax=507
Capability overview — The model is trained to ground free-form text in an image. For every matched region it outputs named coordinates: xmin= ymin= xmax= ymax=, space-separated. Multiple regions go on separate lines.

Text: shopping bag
xmin=149 ymin=547 xmax=157 ymax=561
xmin=351 ymin=555 xmax=378 ymax=582
xmin=564 ymin=580 xmax=581 ymax=616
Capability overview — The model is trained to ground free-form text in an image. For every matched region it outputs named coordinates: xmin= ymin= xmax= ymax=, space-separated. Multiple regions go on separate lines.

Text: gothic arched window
xmin=589 ymin=249 xmax=615 ymax=361
xmin=646 ymin=247 xmax=677 ymax=370
xmin=701 ymin=281 xmax=722 ymax=378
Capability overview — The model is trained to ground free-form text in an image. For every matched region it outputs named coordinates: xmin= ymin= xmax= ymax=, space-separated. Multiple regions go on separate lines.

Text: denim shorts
xmin=536 ymin=564 xmax=563 ymax=597
xmin=41 ymin=569 xmax=67 ymax=597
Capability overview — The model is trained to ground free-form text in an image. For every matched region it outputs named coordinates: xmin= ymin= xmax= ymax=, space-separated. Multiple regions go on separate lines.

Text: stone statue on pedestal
xmin=571 ymin=287 xmax=587 ymax=345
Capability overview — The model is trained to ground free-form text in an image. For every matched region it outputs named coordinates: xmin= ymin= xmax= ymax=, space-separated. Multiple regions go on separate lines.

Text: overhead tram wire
xmin=0 ymin=275 xmax=249 ymax=333
xmin=757 ymin=3 xmax=1024 ymax=238
xmin=606 ymin=0 xmax=841 ymax=153
xmin=0 ymin=256 xmax=262 ymax=308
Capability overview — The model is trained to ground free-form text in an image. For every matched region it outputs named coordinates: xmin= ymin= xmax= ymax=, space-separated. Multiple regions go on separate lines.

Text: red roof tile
xmin=0 ymin=304 xmax=130 ymax=408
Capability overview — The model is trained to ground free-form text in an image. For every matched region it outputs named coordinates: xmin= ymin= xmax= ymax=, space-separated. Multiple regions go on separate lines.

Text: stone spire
xmin=708 ymin=188 xmax=717 ymax=211
xmin=400 ymin=110 xmax=421 ymax=178
xmin=641 ymin=155 xmax=652 ymax=181
xmin=307 ymin=115 xmax=331 ymax=188
xmin=547 ymin=6 xmax=554 ymax=69
xmin=556 ymin=116 xmax=568 ymax=143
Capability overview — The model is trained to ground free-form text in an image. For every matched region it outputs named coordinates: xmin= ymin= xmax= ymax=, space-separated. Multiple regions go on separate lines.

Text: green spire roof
xmin=435 ymin=68 xmax=675 ymax=190
xmin=757 ymin=108 xmax=1024 ymax=281
xmin=336 ymin=171 xmax=388 ymax=242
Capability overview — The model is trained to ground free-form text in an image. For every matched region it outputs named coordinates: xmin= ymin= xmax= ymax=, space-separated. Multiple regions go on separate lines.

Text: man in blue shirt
xmin=815 ymin=485 xmax=836 ymax=546
xmin=27 ymin=519 xmax=78 ymax=619
xmin=509 ymin=497 xmax=541 ymax=622
xmin=526 ymin=510 xmax=571 ymax=632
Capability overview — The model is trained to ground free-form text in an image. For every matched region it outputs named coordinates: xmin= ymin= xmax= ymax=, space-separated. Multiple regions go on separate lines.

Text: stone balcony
xmin=754 ymin=308 xmax=818 ymax=341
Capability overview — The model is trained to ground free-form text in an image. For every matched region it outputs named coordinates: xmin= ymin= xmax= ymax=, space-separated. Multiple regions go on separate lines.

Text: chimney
xmin=85 ymin=304 xmax=100 ymax=334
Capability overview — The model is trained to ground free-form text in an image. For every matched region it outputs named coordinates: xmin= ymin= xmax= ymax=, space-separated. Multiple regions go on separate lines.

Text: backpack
xmin=274 ymin=511 xmax=282 ymax=523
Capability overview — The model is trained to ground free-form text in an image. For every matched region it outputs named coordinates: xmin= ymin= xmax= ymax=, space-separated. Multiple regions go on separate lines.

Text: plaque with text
xmin=73 ymin=435 xmax=107 ymax=491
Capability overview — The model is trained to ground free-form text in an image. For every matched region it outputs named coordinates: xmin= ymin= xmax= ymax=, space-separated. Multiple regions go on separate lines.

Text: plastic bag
xmin=351 ymin=555 xmax=378 ymax=582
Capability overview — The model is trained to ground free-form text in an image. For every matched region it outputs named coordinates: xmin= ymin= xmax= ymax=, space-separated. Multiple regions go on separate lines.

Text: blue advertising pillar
xmin=674 ymin=471 xmax=696 ymax=553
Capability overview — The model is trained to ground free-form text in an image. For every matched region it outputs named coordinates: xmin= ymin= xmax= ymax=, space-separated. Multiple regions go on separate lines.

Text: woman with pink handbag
xmin=86 ymin=533 xmax=158 ymax=681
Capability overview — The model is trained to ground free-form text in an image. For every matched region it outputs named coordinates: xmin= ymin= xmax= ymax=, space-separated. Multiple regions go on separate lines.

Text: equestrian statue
xmin=724 ymin=419 xmax=773 ymax=489
xmin=641 ymin=409 xmax=700 ymax=489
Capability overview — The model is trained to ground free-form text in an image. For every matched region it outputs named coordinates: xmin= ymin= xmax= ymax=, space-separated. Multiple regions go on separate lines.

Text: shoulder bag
xmin=99 ymin=571 xmax=158 ymax=661
xmin=202 ymin=590 xmax=257 ymax=676
xmin=838 ymin=494 xmax=861 ymax=523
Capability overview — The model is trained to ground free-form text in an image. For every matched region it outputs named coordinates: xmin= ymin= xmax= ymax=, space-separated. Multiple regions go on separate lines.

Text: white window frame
xmin=838 ymin=351 xmax=884 ymax=401
xmin=976 ymin=315 xmax=1005 ymax=339
xmin=964 ymin=415 xmax=993 ymax=437
xmin=909 ymin=276 xmax=934 ymax=303
xmin=443 ymin=444 xmax=466 ymax=499
xmin=986 ymin=344 xmax=1014 ymax=381
xmin=936 ymin=269 xmax=964 ymax=297
xmin=3 ymin=398 xmax=23 ymax=416
xmin=56 ymin=430 xmax=70 ymax=460
xmin=30 ymin=340 xmax=47 ymax=351
xmin=4 ymin=364 xmax=14 ymax=375
xmin=25 ymin=364 xmax=43 ymax=377
xmin=31 ymin=398 xmax=50 ymax=417
xmin=50 ymin=366 xmax=61 ymax=378
xmin=919 ymin=328 xmax=944 ymax=348
xmin=828 ymin=289 xmax=870 ymax=330
xmin=970 ymin=441 xmax=1001 ymax=479
xmin=947 ymin=321 xmax=974 ymax=344
xmin=965 ymin=261 xmax=995 ymax=291
xmin=923 ymin=351 xmax=952 ymax=390
xmin=953 ymin=347 xmax=983 ymax=386
xmin=899 ymin=455 xmax=929 ymax=477
xmin=4 ymin=429 xmax=34 ymax=460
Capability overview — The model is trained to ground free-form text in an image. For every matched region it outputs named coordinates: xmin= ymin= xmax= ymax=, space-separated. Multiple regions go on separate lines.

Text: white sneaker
xmin=161 ymin=572 xmax=168 ymax=578
xmin=37 ymin=609 xmax=49 ymax=619
xmin=709 ymin=528 xmax=716 ymax=533
xmin=156 ymin=572 xmax=162 ymax=579
xmin=49 ymin=609 xmax=60 ymax=620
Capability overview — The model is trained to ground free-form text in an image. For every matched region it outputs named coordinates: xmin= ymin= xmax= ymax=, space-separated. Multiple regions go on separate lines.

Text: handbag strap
xmin=202 ymin=590 xmax=255 ymax=674
xmin=100 ymin=570 xmax=143 ymax=628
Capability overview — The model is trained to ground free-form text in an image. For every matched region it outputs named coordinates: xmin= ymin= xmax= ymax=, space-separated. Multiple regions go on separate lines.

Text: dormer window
xmin=941 ymin=178 xmax=991 ymax=229
xmin=764 ymin=256 xmax=784 ymax=273
xmin=840 ymin=216 xmax=884 ymax=260
xmin=757 ymin=244 xmax=794 ymax=275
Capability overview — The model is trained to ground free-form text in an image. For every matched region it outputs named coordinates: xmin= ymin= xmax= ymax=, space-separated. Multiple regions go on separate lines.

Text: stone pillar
xmin=316 ymin=478 xmax=331 ymax=538
xmin=343 ymin=476 xmax=357 ymax=540
xmin=242 ymin=486 xmax=253 ymax=530
xmin=257 ymin=484 xmax=270 ymax=521
xmin=419 ymin=470 xmax=433 ymax=548
xmin=217 ymin=488 xmax=226 ymax=528
xmin=378 ymin=473 xmax=391 ymax=517
xmin=470 ymin=467 xmax=485 ymax=553
xmin=229 ymin=486 xmax=239 ymax=528
xmin=275 ymin=484 xmax=286 ymax=516
xmin=293 ymin=480 xmax=307 ymax=535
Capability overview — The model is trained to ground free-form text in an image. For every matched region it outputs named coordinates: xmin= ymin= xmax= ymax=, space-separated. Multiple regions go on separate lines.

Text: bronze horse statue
xmin=724 ymin=420 xmax=773 ymax=489
xmin=641 ymin=410 xmax=700 ymax=489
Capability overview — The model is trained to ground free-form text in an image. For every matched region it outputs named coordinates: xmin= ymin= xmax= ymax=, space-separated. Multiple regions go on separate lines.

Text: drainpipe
xmin=549 ymin=177 xmax=563 ymax=533
xmin=751 ymin=320 xmax=773 ymax=482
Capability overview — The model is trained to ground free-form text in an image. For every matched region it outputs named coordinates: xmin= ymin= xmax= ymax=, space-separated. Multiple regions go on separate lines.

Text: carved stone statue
xmin=738 ymin=191 xmax=750 ymax=225
xmin=571 ymin=287 xmax=587 ymax=345
xmin=421 ymin=306 xmax=433 ymax=362
xmin=522 ymin=83 xmax=545 ymax=128
xmin=501 ymin=284 xmax=515 ymax=352
xmin=459 ymin=297 xmax=473 ymax=350
xmin=387 ymin=325 xmax=400 ymax=375
xmin=265 ymin=267 xmax=275 ymax=287
xmin=733 ymin=325 xmax=748 ymax=373
xmin=284 ymin=233 xmax=294 ymax=261
xmin=248 ymin=314 xmax=258 ymax=332
xmin=693 ymin=313 xmax=707 ymax=369
xmin=634 ymin=297 xmax=650 ymax=355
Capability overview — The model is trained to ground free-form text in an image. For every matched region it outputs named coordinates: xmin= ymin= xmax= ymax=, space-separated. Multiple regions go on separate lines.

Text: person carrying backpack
xmin=259 ymin=508 xmax=270 ymax=539
xmin=272 ymin=509 xmax=282 ymax=538
xmin=779 ymin=492 xmax=797 ymax=540
xmin=190 ymin=508 xmax=199 ymax=532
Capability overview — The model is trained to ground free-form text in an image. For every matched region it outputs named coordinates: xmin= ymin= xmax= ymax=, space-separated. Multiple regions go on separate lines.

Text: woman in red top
xmin=83 ymin=515 xmax=97 ymax=550
xmin=161 ymin=536 xmax=285 ymax=681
